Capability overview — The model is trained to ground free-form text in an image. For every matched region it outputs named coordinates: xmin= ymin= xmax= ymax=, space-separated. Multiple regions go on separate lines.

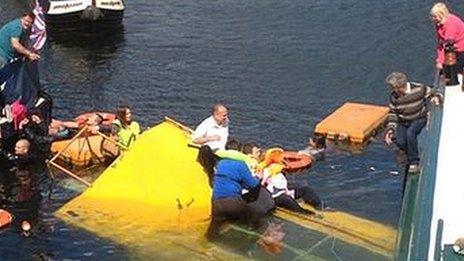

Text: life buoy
xmin=74 ymin=112 xmax=116 ymax=126
xmin=282 ymin=151 xmax=312 ymax=173
xmin=74 ymin=112 xmax=116 ymax=136
xmin=0 ymin=209 xmax=13 ymax=228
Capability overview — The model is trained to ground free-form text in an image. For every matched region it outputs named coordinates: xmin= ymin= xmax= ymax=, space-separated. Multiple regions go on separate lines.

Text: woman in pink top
xmin=430 ymin=3 xmax=464 ymax=71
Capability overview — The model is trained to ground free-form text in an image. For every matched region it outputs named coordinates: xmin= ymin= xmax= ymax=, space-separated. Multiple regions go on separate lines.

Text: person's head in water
xmin=117 ymin=105 xmax=132 ymax=128
xmin=21 ymin=12 xmax=35 ymax=30
xmin=430 ymin=2 xmax=450 ymax=26
xmin=309 ymin=134 xmax=326 ymax=149
xmin=15 ymin=139 xmax=31 ymax=156
xmin=386 ymin=72 xmax=408 ymax=96
xmin=225 ymin=138 xmax=241 ymax=151
xmin=212 ymin=103 xmax=228 ymax=126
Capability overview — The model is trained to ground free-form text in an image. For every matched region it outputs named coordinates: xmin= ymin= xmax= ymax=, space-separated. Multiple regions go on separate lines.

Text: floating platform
xmin=315 ymin=102 xmax=389 ymax=144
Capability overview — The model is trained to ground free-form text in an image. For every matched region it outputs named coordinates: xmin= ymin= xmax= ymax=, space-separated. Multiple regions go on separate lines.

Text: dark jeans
xmin=294 ymin=186 xmax=322 ymax=209
xmin=206 ymin=197 xmax=252 ymax=240
xmin=244 ymin=187 xmax=275 ymax=219
xmin=275 ymin=194 xmax=314 ymax=215
xmin=393 ymin=118 xmax=426 ymax=165
xmin=274 ymin=186 xmax=321 ymax=214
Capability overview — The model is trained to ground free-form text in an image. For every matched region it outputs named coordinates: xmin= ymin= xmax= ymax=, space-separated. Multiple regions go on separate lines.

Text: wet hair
xmin=242 ymin=142 xmax=258 ymax=155
xmin=116 ymin=105 xmax=131 ymax=127
xmin=211 ymin=103 xmax=228 ymax=114
xmin=312 ymin=134 xmax=326 ymax=149
xmin=225 ymin=138 xmax=242 ymax=151
xmin=430 ymin=2 xmax=449 ymax=21
xmin=385 ymin=72 xmax=407 ymax=89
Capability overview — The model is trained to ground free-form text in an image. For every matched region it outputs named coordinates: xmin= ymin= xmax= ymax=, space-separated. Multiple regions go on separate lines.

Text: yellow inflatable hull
xmin=56 ymin=119 xmax=397 ymax=259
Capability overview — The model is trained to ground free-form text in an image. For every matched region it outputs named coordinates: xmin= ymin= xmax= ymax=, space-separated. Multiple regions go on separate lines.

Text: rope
xmin=330 ymin=237 xmax=343 ymax=261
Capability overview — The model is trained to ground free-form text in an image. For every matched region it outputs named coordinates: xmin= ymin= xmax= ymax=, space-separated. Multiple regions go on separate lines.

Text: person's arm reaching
xmin=10 ymin=37 xmax=40 ymax=61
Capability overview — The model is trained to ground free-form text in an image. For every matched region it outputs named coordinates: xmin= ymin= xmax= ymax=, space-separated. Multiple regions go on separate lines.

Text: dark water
xmin=1 ymin=0 xmax=461 ymax=259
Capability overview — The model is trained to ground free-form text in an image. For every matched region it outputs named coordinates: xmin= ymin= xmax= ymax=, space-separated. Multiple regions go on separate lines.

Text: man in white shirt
xmin=193 ymin=103 xmax=229 ymax=186
xmin=192 ymin=103 xmax=229 ymax=151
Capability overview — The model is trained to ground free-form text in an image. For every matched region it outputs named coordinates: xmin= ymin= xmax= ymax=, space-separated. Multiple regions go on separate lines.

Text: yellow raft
xmin=55 ymin=118 xmax=397 ymax=259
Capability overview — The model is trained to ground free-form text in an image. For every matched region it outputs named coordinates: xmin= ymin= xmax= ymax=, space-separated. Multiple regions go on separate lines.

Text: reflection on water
xmin=41 ymin=27 xmax=126 ymax=116
xmin=0 ymin=163 xmax=128 ymax=259
xmin=48 ymin=26 xmax=125 ymax=50
xmin=0 ymin=162 xmax=47 ymax=256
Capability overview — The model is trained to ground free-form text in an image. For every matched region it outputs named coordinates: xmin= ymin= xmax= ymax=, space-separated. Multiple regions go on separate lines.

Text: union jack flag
xmin=30 ymin=0 xmax=47 ymax=52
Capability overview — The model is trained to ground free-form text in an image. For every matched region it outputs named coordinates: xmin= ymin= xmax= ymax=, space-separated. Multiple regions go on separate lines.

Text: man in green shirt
xmin=0 ymin=12 xmax=40 ymax=69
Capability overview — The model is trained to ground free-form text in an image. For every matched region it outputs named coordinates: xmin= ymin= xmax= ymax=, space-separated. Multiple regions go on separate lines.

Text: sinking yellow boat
xmin=55 ymin=118 xmax=397 ymax=259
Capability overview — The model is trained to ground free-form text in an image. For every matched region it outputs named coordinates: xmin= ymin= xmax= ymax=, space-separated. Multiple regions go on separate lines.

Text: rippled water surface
xmin=1 ymin=0 xmax=462 ymax=259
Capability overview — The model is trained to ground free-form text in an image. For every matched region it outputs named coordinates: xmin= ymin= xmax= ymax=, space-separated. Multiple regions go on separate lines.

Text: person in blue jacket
xmin=206 ymin=154 xmax=263 ymax=240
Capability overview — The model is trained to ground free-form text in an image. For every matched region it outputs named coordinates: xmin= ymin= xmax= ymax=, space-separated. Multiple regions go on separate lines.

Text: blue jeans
xmin=393 ymin=118 xmax=427 ymax=165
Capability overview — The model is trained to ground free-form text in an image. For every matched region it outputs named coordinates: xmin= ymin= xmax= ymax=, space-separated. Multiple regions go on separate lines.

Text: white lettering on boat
xmin=100 ymin=1 xmax=121 ymax=6
xmin=53 ymin=2 xmax=84 ymax=10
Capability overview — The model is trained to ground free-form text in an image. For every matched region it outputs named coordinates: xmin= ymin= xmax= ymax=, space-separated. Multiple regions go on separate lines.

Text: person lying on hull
xmin=256 ymin=147 xmax=325 ymax=215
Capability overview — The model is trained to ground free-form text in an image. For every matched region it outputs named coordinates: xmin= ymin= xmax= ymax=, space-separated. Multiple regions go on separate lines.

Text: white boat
xmin=45 ymin=0 xmax=125 ymax=33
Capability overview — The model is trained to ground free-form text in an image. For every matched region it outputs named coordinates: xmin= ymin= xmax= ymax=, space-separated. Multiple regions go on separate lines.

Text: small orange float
xmin=0 ymin=209 xmax=13 ymax=228
xmin=282 ymin=151 xmax=313 ymax=173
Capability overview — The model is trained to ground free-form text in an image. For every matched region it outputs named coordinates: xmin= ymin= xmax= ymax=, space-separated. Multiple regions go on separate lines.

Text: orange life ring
xmin=73 ymin=112 xmax=116 ymax=136
xmin=0 ymin=209 xmax=13 ymax=228
xmin=74 ymin=112 xmax=116 ymax=126
xmin=282 ymin=151 xmax=312 ymax=173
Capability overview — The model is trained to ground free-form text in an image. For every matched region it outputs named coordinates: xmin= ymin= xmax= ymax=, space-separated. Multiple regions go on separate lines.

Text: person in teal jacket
xmin=0 ymin=12 xmax=40 ymax=69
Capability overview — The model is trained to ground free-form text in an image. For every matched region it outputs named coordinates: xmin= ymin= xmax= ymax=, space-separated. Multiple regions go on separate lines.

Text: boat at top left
xmin=44 ymin=0 xmax=125 ymax=34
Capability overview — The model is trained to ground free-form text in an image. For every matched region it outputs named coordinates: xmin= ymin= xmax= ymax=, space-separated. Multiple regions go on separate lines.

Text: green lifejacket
xmin=215 ymin=149 xmax=258 ymax=172
xmin=114 ymin=120 xmax=141 ymax=150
